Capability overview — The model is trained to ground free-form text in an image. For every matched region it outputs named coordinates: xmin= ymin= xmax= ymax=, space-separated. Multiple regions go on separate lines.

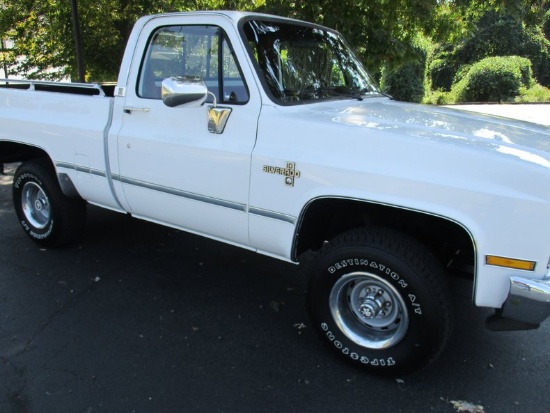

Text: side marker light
xmin=486 ymin=255 xmax=536 ymax=271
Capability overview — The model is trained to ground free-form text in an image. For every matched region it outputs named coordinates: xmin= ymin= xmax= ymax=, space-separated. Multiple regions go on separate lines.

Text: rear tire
xmin=307 ymin=227 xmax=453 ymax=375
xmin=12 ymin=159 xmax=86 ymax=247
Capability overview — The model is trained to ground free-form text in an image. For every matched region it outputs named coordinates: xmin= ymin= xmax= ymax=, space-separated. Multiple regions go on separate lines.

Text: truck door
xmin=116 ymin=20 xmax=260 ymax=247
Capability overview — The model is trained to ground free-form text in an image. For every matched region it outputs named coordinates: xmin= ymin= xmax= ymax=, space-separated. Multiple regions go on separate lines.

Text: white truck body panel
xmin=251 ymin=100 xmax=550 ymax=307
xmin=0 ymin=87 xmax=122 ymax=211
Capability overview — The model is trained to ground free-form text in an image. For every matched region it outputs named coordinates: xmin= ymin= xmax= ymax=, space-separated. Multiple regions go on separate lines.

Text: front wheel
xmin=12 ymin=159 xmax=86 ymax=247
xmin=307 ymin=228 xmax=453 ymax=375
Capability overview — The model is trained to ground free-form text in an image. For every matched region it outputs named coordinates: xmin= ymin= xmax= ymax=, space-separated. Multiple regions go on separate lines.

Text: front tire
xmin=307 ymin=227 xmax=452 ymax=375
xmin=12 ymin=159 xmax=86 ymax=247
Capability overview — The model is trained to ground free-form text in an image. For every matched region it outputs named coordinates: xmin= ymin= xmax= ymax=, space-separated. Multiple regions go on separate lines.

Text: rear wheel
xmin=307 ymin=227 xmax=453 ymax=375
xmin=13 ymin=159 xmax=86 ymax=247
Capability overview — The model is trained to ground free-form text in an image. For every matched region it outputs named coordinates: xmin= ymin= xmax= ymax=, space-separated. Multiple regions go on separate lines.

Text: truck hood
xmin=308 ymin=99 xmax=550 ymax=167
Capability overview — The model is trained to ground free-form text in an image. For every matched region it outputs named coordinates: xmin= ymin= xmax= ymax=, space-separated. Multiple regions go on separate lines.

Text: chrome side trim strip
xmin=55 ymin=162 xmax=297 ymax=225
xmin=114 ymin=175 xmax=247 ymax=212
xmin=56 ymin=162 xmax=106 ymax=178
xmin=248 ymin=206 xmax=296 ymax=225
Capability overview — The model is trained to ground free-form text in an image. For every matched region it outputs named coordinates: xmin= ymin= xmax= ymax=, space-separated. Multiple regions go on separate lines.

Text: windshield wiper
xmin=315 ymin=87 xmax=363 ymax=101
xmin=288 ymin=86 xmax=388 ymax=102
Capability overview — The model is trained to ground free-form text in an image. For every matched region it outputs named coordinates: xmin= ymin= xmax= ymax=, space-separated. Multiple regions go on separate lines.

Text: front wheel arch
xmin=294 ymin=198 xmax=476 ymax=282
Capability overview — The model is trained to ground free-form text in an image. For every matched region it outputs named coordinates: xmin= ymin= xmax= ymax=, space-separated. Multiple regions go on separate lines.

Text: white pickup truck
xmin=2 ymin=11 xmax=550 ymax=375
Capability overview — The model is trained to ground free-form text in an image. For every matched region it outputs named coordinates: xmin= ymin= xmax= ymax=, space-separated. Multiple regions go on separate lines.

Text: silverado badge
xmin=263 ymin=162 xmax=301 ymax=187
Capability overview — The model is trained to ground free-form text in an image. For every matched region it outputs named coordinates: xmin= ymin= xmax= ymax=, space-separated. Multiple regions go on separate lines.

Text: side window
xmin=138 ymin=25 xmax=249 ymax=104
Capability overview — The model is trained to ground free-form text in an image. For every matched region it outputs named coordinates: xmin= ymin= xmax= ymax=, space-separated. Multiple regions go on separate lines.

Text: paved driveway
xmin=2 ymin=167 xmax=550 ymax=413
xmin=1 ymin=103 xmax=550 ymax=413
xmin=446 ymin=103 xmax=549 ymax=126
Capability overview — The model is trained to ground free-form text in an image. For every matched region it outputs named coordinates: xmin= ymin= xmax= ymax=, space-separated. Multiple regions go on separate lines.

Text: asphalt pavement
xmin=1 ymin=105 xmax=550 ymax=413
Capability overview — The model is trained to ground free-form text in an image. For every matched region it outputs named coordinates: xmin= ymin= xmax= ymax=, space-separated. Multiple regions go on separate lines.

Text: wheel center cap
xmin=359 ymin=297 xmax=380 ymax=319
xmin=358 ymin=287 xmax=392 ymax=320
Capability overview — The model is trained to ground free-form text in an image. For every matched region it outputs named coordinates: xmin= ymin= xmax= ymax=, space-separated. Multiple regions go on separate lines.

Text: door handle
xmin=123 ymin=106 xmax=150 ymax=114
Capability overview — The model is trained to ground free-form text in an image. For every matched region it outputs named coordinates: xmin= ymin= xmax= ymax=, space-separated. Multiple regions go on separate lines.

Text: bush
xmin=453 ymin=56 xmax=534 ymax=102
xmin=422 ymin=89 xmax=454 ymax=105
xmin=428 ymin=58 xmax=454 ymax=92
xmin=515 ymin=84 xmax=550 ymax=103
xmin=381 ymin=40 xmax=428 ymax=103
xmin=452 ymin=64 xmax=472 ymax=86
xmin=381 ymin=63 xmax=425 ymax=102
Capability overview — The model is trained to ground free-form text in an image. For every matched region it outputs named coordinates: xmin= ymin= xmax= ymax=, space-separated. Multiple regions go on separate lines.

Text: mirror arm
xmin=207 ymin=91 xmax=217 ymax=108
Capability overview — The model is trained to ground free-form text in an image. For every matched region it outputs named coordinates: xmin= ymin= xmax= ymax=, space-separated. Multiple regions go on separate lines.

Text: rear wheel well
xmin=295 ymin=198 xmax=475 ymax=278
xmin=0 ymin=141 xmax=52 ymax=165
xmin=0 ymin=142 xmax=80 ymax=198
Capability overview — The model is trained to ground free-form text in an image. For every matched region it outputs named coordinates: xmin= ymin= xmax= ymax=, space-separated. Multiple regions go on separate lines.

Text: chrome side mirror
xmin=161 ymin=75 xmax=232 ymax=134
xmin=161 ymin=76 xmax=208 ymax=108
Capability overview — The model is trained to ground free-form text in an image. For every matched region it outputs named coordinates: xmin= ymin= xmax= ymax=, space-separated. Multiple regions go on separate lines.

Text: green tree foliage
xmin=261 ymin=0 xmax=440 ymax=77
xmin=1 ymin=0 xmax=441 ymax=81
xmin=429 ymin=16 xmax=550 ymax=90
xmin=424 ymin=1 xmax=550 ymax=103
xmin=431 ymin=0 xmax=549 ymax=41
xmin=0 ymin=0 xmax=264 ymax=81
xmin=445 ymin=13 xmax=549 ymax=86
xmin=1 ymin=0 xmax=549 ymax=106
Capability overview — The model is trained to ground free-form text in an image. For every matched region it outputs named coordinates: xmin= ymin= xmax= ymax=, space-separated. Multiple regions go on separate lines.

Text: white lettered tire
xmin=12 ymin=159 xmax=87 ymax=247
xmin=307 ymin=227 xmax=453 ymax=375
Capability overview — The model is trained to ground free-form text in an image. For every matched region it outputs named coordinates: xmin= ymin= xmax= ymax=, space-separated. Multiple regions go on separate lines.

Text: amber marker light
xmin=486 ymin=255 xmax=536 ymax=271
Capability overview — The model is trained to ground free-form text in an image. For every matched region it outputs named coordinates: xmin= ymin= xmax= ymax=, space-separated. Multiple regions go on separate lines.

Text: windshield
xmin=242 ymin=19 xmax=380 ymax=104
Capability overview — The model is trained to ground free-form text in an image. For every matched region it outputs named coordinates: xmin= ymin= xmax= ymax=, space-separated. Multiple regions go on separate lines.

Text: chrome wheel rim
xmin=329 ymin=271 xmax=409 ymax=349
xmin=21 ymin=182 xmax=51 ymax=229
